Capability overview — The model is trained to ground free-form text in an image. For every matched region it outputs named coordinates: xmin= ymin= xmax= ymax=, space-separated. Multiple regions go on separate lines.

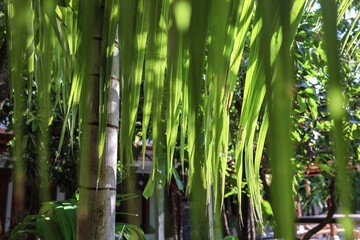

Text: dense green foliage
xmin=10 ymin=199 xmax=145 ymax=240
xmin=292 ymin=5 xmax=360 ymax=216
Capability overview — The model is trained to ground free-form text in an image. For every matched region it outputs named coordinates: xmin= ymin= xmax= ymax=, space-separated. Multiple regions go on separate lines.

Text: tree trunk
xmin=239 ymin=164 xmax=256 ymax=240
xmin=302 ymin=177 xmax=337 ymax=240
xmin=239 ymin=192 xmax=256 ymax=240
xmin=77 ymin=6 xmax=119 ymax=240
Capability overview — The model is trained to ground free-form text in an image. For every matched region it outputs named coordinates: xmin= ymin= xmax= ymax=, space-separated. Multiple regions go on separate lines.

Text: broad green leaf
xmin=142 ymin=178 xmax=155 ymax=199
xmin=223 ymin=236 xmax=239 ymax=240
xmin=297 ymin=94 xmax=307 ymax=111
xmin=308 ymin=97 xmax=318 ymax=119
xmin=172 ymin=167 xmax=184 ymax=191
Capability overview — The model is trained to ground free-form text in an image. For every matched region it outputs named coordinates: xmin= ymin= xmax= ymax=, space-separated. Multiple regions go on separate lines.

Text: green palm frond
xmin=119 ymin=0 xmax=150 ymax=169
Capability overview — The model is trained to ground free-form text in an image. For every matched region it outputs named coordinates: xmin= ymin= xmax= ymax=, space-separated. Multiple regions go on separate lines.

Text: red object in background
xmin=0 ymin=127 xmax=12 ymax=153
